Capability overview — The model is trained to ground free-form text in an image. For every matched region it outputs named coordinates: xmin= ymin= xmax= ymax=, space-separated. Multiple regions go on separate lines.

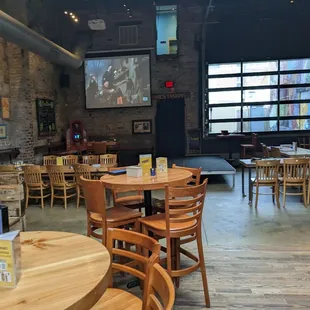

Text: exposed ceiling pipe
xmin=0 ymin=9 xmax=84 ymax=68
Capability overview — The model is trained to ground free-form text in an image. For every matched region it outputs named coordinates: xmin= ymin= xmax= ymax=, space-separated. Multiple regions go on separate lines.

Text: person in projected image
xmin=102 ymin=65 xmax=114 ymax=86
xmin=100 ymin=79 xmax=123 ymax=106
xmin=86 ymin=74 xmax=99 ymax=103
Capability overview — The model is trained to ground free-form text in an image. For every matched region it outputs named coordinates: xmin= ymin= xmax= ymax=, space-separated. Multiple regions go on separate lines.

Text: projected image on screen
xmin=85 ymin=54 xmax=151 ymax=109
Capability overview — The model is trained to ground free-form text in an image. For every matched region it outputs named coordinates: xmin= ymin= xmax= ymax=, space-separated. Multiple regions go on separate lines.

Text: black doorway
xmin=156 ymin=98 xmax=185 ymax=157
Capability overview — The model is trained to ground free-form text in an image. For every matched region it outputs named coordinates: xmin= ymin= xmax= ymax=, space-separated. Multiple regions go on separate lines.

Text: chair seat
xmin=139 ymin=213 xmax=196 ymax=231
xmin=92 ymin=288 xmax=142 ymax=310
xmin=52 ymin=182 xmax=76 ymax=189
xmin=90 ymin=206 xmax=142 ymax=223
xmin=251 ymin=178 xmax=277 ymax=185
xmin=241 ymin=144 xmax=255 ymax=148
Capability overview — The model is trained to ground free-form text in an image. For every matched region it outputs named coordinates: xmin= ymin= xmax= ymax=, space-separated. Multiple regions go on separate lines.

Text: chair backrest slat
xmin=23 ymin=165 xmax=43 ymax=186
xmin=43 ymin=155 xmax=57 ymax=166
xmin=172 ymin=165 xmax=201 ymax=185
xmin=73 ymin=164 xmax=92 ymax=186
xmin=164 ymin=179 xmax=208 ymax=229
xmin=100 ymin=154 xmax=117 ymax=166
xmin=284 ymin=158 xmax=308 ymax=182
xmin=106 ymin=228 xmax=161 ymax=287
xmin=82 ymin=155 xmax=98 ymax=165
xmin=47 ymin=165 xmax=66 ymax=185
xmin=255 ymin=160 xmax=280 ymax=182
xmin=62 ymin=155 xmax=78 ymax=166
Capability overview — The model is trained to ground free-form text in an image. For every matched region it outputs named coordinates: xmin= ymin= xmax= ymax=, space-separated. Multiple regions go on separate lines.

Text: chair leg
xmin=282 ymin=183 xmax=287 ymax=208
xmin=272 ymin=186 xmax=275 ymax=203
xmin=25 ymin=186 xmax=29 ymax=209
xmin=255 ymin=185 xmax=259 ymax=209
xmin=76 ymin=186 xmax=80 ymax=208
xmin=64 ymin=187 xmax=67 ymax=209
xmin=40 ymin=188 xmax=44 ymax=209
xmin=166 ymin=236 xmax=172 ymax=278
xmin=196 ymin=228 xmax=211 ymax=308
xmin=303 ymin=183 xmax=307 ymax=208
xmin=50 ymin=186 xmax=54 ymax=208
xmin=275 ymin=183 xmax=280 ymax=208
xmin=175 ymin=238 xmax=181 ymax=288
xmin=307 ymin=181 xmax=310 ymax=205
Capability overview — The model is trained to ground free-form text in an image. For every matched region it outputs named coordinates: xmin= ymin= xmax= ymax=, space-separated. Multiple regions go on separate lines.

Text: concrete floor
xmin=26 ymin=170 xmax=310 ymax=247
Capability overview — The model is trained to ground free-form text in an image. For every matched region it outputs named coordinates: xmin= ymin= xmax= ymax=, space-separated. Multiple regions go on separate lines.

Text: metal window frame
xmin=205 ymin=59 xmax=310 ymax=135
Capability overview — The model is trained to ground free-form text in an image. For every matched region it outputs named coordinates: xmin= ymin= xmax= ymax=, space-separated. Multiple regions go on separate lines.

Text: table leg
xmin=242 ymin=166 xmax=245 ymax=197
xmin=248 ymin=168 xmax=252 ymax=203
xmin=144 ymin=190 xmax=152 ymax=216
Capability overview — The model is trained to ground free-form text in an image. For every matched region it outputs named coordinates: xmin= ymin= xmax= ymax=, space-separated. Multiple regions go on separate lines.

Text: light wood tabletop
xmin=279 ymin=147 xmax=310 ymax=157
xmin=101 ymin=168 xmax=192 ymax=191
xmin=0 ymin=231 xmax=110 ymax=310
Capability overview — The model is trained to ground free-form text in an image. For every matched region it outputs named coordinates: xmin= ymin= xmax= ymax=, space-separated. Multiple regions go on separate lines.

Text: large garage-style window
xmin=205 ymin=58 xmax=310 ymax=134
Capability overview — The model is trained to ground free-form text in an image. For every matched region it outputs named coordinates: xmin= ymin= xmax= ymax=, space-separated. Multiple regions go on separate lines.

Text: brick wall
xmin=65 ymin=3 xmax=203 ymax=149
xmin=0 ymin=0 xmax=67 ymax=163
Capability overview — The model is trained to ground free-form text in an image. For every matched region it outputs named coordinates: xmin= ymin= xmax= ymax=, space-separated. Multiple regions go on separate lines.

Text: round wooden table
xmin=0 ymin=231 xmax=110 ymax=310
xmin=101 ymin=168 xmax=192 ymax=216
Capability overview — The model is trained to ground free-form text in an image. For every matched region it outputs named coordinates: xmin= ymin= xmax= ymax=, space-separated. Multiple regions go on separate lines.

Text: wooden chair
xmin=93 ymin=229 xmax=174 ymax=310
xmin=43 ymin=155 xmax=57 ymax=166
xmin=80 ymin=177 xmax=143 ymax=245
xmin=139 ymin=179 xmax=211 ymax=308
xmin=240 ymin=133 xmax=257 ymax=158
xmin=109 ymin=167 xmax=145 ymax=212
xmin=47 ymin=165 xmax=77 ymax=209
xmin=298 ymin=136 xmax=310 ymax=149
xmin=100 ymin=154 xmax=118 ymax=167
xmin=73 ymin=164 xmax=92 ymax=208
xmin=23 ymin=165 xmax=50 ymax=209
xmin=280 ymin=158 xmax=308 ymax=208
xmin=270 ymin=147 xmax=281 ymax=158
xmin=153 ymin=165 xmax=202 ymax=214
xmin=261 ymin=143 xmax=270 ymax=158
xmin=82 ymin=155 xmax=99 ymax=165
xmin=93 ymin=141 xmax=107 ymax=155
xmin=62 ymin=155 xmax=78 ymax=166
xmin=250 ymin=160 xmax=280 ymax=209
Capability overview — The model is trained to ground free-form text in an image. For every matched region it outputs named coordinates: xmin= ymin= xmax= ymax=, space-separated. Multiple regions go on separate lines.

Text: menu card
xmin=0 ymin=230 xmax=21 ymax=288
xmin=56 ymin=157 xmax=63 ymax=165
xmin=156 ymin=157 xmax=168 ymax=173
xmin=139 ymin=154 xmax=152 ymax=176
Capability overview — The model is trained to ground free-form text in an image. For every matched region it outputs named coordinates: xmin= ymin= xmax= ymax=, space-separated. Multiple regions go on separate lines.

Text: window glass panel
xmin=208 ymin=77 xmax=241 ymax=89
xmin=280 ymin=59 xmax=310 ymax=71
xmin=280 ymin=103 xmax=310 ymax=117
xmin=280 ymin=87 xmax=310 ymax=101
xmin=156 ymin=5 xmax=177 ymax=56
xmin=243 ymin=61 xmax=278 ymax=73
xmin=209 ymin=106 xmax=241 ymax=120
xmin=208 ymin=63 xmax=241 ymax=75
xmin=209 ymin=90 xmax=241 ymax=104
xmin=243 ymin=105 xmax=277 ymax=118
xmin=209 ymin=122 xmax=241 ymax=134
xmin=243 ymin=120 xmax=277 ymax=132
xmin=280 ymin=119 xmax=310 ymax=131
xmin=243 ymin=75 xmax=278 ymax=87
xmin=280 ymin=73 xmax=310 ymax=85
xmin=243 ymin=89 xmax=278 ymax=103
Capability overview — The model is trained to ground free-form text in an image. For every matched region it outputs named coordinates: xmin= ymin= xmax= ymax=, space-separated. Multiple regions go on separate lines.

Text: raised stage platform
xmin=169 ymin=155 xmax=236 ymax=187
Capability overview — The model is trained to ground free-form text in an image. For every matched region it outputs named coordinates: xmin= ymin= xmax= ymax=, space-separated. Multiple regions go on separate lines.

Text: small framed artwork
xmin=1 ymin=97 xmax=10 ymax=120
xmin=0 ymin=124 xmax=7 ymax=139
xmin=132 ymin=120 xmax=152 ymax=135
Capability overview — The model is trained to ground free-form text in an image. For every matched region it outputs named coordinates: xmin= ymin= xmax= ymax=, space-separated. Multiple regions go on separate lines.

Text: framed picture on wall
xmin=1 ymin=97 xmax=10 ymax=120
xmin=0 ymin=124 xmax=7 ymax=139
xmin=132 ymin=120 xmax=152 ymax=135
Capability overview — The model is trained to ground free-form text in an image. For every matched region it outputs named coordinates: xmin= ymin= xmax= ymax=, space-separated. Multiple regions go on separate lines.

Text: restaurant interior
xmin=0 ymin=0 xmax=310 ymax=309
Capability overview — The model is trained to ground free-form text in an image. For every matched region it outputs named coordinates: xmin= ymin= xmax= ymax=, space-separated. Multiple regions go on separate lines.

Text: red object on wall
xmin=165 ymin=81 xmax=174 ymax=88
xmin=66 ymin=120 xmax=87 ymax=152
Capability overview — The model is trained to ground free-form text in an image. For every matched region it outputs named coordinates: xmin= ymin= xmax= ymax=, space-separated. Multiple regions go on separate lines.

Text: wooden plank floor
xmin=174 ymin=245 xmax=310 ymax=309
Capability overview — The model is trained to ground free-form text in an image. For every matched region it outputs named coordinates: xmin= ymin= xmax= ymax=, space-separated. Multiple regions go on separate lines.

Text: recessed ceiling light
xmin=123 ymin=4 xmax=126 ymax=7
xmin=69 ymin=12 xmax=73 ymax=16
xmin=64 ymin=11 xmax=68 ymax=14
xmin=72 ymin=15 xmax=76 ymax=18
xmin=74 ymin=18 xmax=78 ymax=22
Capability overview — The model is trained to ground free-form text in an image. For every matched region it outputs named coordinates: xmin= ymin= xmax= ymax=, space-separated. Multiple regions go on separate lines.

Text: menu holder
xmin=156 ymin=157 xmax=168 ymax=173
xmin=139 ymin=154 xmax=152 ymax=176
xmin=0 ymin=230 xmax=21 ymax=288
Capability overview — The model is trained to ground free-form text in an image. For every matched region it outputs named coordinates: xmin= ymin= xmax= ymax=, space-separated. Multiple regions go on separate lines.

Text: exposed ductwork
xmin=0 ymin=10 xmax=84 ymax=68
